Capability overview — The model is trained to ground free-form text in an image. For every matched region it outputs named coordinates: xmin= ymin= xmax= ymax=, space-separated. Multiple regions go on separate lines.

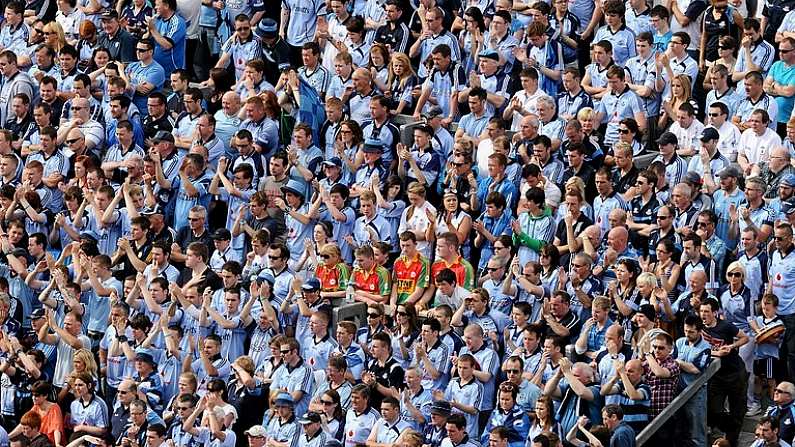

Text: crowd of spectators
xmin=3 ymin=0 xmax=795 ymax=446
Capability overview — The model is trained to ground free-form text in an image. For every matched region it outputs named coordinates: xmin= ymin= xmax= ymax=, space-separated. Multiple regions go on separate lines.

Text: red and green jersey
xmin=393 ymin=254 xmax=430 ymax=304
xmin=431 ymin=256 xmax=475 ymax=290
xmin=316 ymin=262 xmax=350 ymax=292
xmin=351 ymin=265 xmax=391 ymax=297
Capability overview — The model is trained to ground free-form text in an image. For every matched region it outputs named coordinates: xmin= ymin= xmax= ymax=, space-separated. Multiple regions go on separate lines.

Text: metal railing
xmin=636 ymin=358 xmax=722 ymax=446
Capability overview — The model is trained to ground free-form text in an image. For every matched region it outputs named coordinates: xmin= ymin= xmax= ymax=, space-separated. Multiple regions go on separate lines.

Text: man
xmin=556 ymin=68 xmax=591 ymax=124
xmin=736 ymin=176 xmax=775 ymax=244
xmin=362 ymin=333 xmax=404 ymax=411
xmin=125 ymin=39 xmax=165 ymax=115
xmin=390 ymin=232 xmax=429 ymax=307
xmin=655 ymin=32 xmax=698 ymax=99
xmin=350 ymin=245 xmax=390 ymax=305
xmin=147 ymin=0 xmax=186 ymax=76
xmin=240 ymin=96 xmax=279 ymax=155
xmin=0 ymin=2 xmax=29 ymax=56
xmin=215 ymin=14 xmax=262 ymax=82
xmin=561 ymin=144 xmax=596 ymax=201
xmin=732 ymin=18 xmax=775 ymax=84
xmin=738 ymin=109 xmax=783 ymax=175
xmin=37 ymin=310 xmax=91 ymax=390
xmin=408 ymin=7 xmax=459 ymax=79
xmin=257 ymin=18 xmax=291 ymax=85
xmin=361 ymin=96 xmax=400 ymax=169
xmin=769 ymin=223 xmax=795 ymax=379
xmin=297 ymin=42 xmax=330 ymax=99
xmin=734 ymin=72 xmax=778 ymax=131
xmin=412 ymin=318 xmax=450 ymax=392
xmin=280 ymin=0 xmax=324 ymax=65
xmin=755 ymin=148 xmax=795 ymax=202
xmin=765 ymin=37 xmax=795 ymax=133
xmin=543 ymin=358 xmax=602 ymax=437
xmin=458 ymin=324 xmax=499 ymax=428
xmin=373 ymin=0 xmax=410 ymax=54
xmin=675 ymin=315 xmax=714 ymax=447
xmin=593 ymin=167 xmax=629 ymax=237
xmin=98 ymin=9 xmax=136 ymax=62
xmin=440 ymin=414 xmax=479 ymax=447
xmin=706 ymin=102 xmax=742 ymax=163
xmin=0 ymin=50 xmax=34 ymax=127
xmin=414 ymin=45 xmax=465 ymax=123
xmin=173 ymin=88 xmax=204 ymax=150
xmin=521 ymin=21 xmax=563 ymax=97
xmin=366 ymin=397 xmax=410 ymax=446
xmin=751 ymin=417 xmax=789 ymax=447
xmin=421 ymin=232 xmax=474 ymax=308
xmin=272 ymin=337 xmax=314 ymax=417
xmin=4 ymin=94 xmax=33 ymax=140
xmin=700 ymin=297 xmax=749 ymax=446
xmin=706 ymin=65 xmax=743 ymax=120
xmin=574 ymin=297 xmax=613 ymax=360
xmin=296 ymin=412 xmax=326 ymax=447
xmin=176 ymin=242 xmax=222 ymax=292
xmin=688 ymin=129 xmax=729 ymax=187
xmin=80 ymin=254 xmax=124 ymax=349
xmin=765 ymin=381 xmax=795 ymax=445
xmin=601 ymin=405 xmax=636 ymax=447
xmin=344 ymin=385 xmax=381 ymax=447
xmin=213 ymin=92 xmax=241 ymax=147
xmin=552 ymin=190 xmax=593 ymax=264
xmin=460 ymin=50 xmax=509 ymax=114
xmin=172 ymin=206 xmax=212 ymax=264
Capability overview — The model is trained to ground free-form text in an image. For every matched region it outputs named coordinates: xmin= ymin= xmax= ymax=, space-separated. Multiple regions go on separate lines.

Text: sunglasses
xmin=504 ymin=369 xmax=520 ymax=374
xmin=367 ymin=313 xmax=381 ymax=318
xmin=268 ymin=255 xmax=284 ymax=260
xmin=279 ymin=349 xmax=292 ymax=354
xmin=66 ymin=138 xmax=81 ymax=144
xmin=135 ymin=47 xmax=149 ymax=52
xmin=177 ymin=406 xmax=192 ymax=411
xmin=708 ymin=113 xmax=720 ymax=117
xmin=321 ymin=254 xmax=331 ymax=260
xmin=727 ymin=272 xmax=742 ymax=278
xmin=486 ymin=267 xmax=501 ymax=272
xmin=396 ymin=311 xmax=408 ymax=316
xmin=320 ymin=400 xmax=335 ymax=405
xmin=656 ymin=215 xmax=670 ymax=219
xmin=618 ymin=128 xmax=630 ymax=134
xmin=235 ymin=27 xmax=250 ymax=31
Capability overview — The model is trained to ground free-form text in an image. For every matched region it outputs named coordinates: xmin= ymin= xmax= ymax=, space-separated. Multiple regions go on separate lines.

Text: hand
xmin=558 ymin=357 xmax=572 ymax=373
xmin=577 ymin=416 xmax=589 ymax=428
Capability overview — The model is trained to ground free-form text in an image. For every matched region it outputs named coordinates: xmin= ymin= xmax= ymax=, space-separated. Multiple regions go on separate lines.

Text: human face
xmin=350 ymin=392 xmax=367 ymax=412
xmin=135 ymin=44 xmax=152 ymax=62
xmin=669 ymin=36 xmax=686 ymax=55
xmin=550 ymin=296 xmax=568 ymax=317
xmin=676 ymin=110 xmax=693 ymax=128
xmin=400 ymin=238 xmax=417 ymax=257
xmin=73 ymin=379 xmax=90 ymax=398
xmin=697 ymin=216 xmax=714 ymax=237
xmin=147 ymin=98 xmax=165 ymax=117
xmin=3 ymin=6 xmax=19 ymax=25
xmin=650 ymin=339 xmax=671 ymax=360
xmin=607 ymin=75 xmax=625 ymax=93
xmin=468 ymin=96 xmax=484 ymax=114
xmin=708 ymin=106 xmax=726 ymax=126
xmin=756 ymin=422 xmax=779 ymax=442
xmin=268 ymin=249 xmax=287 ymax=270
xmin=776 ymin=226 xmax=793 ymax=251
xmin=749 ymin=113 xmax=766 ymax=134
xmin=566 ymin=150 xmax=583 ymax=167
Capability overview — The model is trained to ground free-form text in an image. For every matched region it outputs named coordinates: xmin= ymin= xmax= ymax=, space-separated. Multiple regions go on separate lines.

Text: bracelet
xmin=116 ymin=335 xmax=128 ymax=343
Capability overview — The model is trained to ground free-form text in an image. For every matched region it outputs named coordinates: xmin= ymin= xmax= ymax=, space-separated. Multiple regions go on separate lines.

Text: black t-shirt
xmin=555 ymin=213 xmax=593 ymax=267
xmin=365 ymin=356 xmax=405 ymax=409
xmin=177 ymin=266 xmax=223 ymax=292
xmin=702 ymin=319 xmax=744 ymax=376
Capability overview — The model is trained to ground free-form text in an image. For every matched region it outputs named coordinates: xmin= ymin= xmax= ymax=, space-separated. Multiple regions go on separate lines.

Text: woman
xmin=294 ymin=221 xmax=334 ymax=275
xmin=75 ymin=20 xmax=99 ymax=70
xmin=459 ymin=7 xmax=486 ymax=74
xmin=357 ymin=304 xmax=386 ymax=353
xmin=204 ymin=379 xmax=237 ymax=429
xmin=310 ymin=389 xmax=344 ymax=440
xmin=577 ymin=107 xmax=602 ymax=150
xmin=204 ymin=68 xmax=235 ymax=116
xmin=369 ymin=43 xmax=390 ymax=91
xmin=398 ymin=182 xmax=436 ymax=259
xmin=481 ymin=382 xmax=530 ymax=446
xmin=335 ymin=120 xmax=365 ymax=184
xmin=373 ymin=175 xmax=407 ymax=253
xmin=643 ymin=273 xmax=675 ymax=333
xmin=643 ymin=238 xmax=682 ymax=301
xmin=719 ymin=262 xmax=756 ymax=408
xmin=556 ymin=177 xmax=593 ymax=222
xmin=384 ymin=52 xmax=418 ymax=115
xmin=228 ymin=357 xmax=265 ymax=447
xmin=538 ymin=245 xmax=561 ymax=294
xmin=316 ymin=244 xmax=350 ymax=300
xmin=42 ymin=22 xmax=67 ymax=52
xmin=609 ymin=258 xmax=641 ymax=342
xmin=68 ymin=372 xmax=108 ymax=438
xmin=12 ymin=381 xmax=62 ymax=446
xmin=614 ymin=118 xmax=644 ymax=158
xmin=59 ymin=348 xmax=98 ymax=406
xmin=55 ymin=0 xmax=85 ymax=44
xmin=528 ymin=395 xmax=562 ymax=441
xmin=8 ymin=190 xmax=53 ymax=238
xmin=435 ymin=189 xmax=473 ymax=258
xmin=254 ymin=335 xmax=286 ymax=390
xmin=67 ymin=155 xmax=95 ymax=191
xmin=0 ymin=342 xmax=46 ymax=428
xmin=660 ymin=73 xmax=699 ymax=129
xmin=703 ymin=36 xmax=738 ymax=90
xmin=699 ymin=0 xmax=743 ymax=71
xmin=345 ymin=17 xmax=370 ymax=68
xmin=504 ymin=302 xmax=532 ymax=356
xmin=391 ymin=302 xmax=420 ymax=369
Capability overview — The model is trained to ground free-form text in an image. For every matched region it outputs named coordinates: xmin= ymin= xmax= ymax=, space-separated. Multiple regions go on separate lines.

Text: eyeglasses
xmin=320 ymin=400 xmax=335 ymax=405
xmin=135 ymin=47 xmax=149 ymax=52
xmin=367 ymin=313 xmax=381 ymax=318
xmin=504 ymin=369 xmax=520 ymax=374
xmin=279 ymin=349 xmax=292 ymax=354
xmin=268 ymin=255 xmax=283 ymax=260
xmin=494 ymin=245 xmax=507 ymax=250
xmin=775 ymin=389 xmax=792 ymax=394
xmin=635 ymin=181 xmax=646 ymax=186
xmin=618 ymin=128 xmax=630 ymax=134
xmin=187 ymin=217 xmax=202 ymax=221
xmin=708 ymin=113 xmax=720 ymax=117
xmin=697 ymin=222 xmax=709 ymax=227
xmin=236 ymin=27 xmax=250 ymax=31
xmin=177 ymin=406 xmax=192 ymax=411
xmin=485 ymin=267 xmax=501 ymax=272
xmin=70 ymin=106 xmax=85 ymax=111
xmin=66 ymin=138 xmax=81 ymax=144
xmin=118 ymin=390 xmax=130 ymax=394
xmin=396 ymin=311 xmax=408 ymax=316
xmin=650 ymin=345 xmax=666 ymax=350
xmin=572 ymin=264 xmax=586 ymax=268
xmin=727 ymin=272 xmax=742 ymax=278
xmin=321 ymin=254 xmax=331 ymax=260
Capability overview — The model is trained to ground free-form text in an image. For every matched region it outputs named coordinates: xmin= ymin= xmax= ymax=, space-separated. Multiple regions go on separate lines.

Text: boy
xmin=750 ymin=293 xmax=785 ymax=414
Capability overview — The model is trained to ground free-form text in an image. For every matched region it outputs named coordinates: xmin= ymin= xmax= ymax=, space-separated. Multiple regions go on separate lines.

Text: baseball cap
xmin=783 ymin=198 xmax=795 ymax=215
xmin=256 ymin=18 xmax=278 ymax=39
xmin=275 ymin=392 xmax=295 ymax=407
xmin=141 ymin=204 xmax=164 ymax=216
xmin=211 ymin=228 xmax=232 ymax=241
xmin=430 ymin=400 xmax=452 ymax=416
xmin=301 ymin=278 xmax=321 ymax=292
xmin=656 ymin=131 xmax=678 ymax=147
xmin=782 ymin=174 xmax=795 ymax=188
xmin=29 ymin=308 xmax=46 ymax=320
xmin=99 ymin=9 xmax=119 ymax=19
xmin=322 ymin=157 xmax=343 ymax=168
xmin=245 ymin=426 xmax=267 ymax=438
xmin=478 ymin=48 xmax=499 ymax=61
xmin=683 ymin=171 xmax=702 ymax=185
xmin=80 ymin=230 xmax=100 ymax=242
xmin=256 ymin=270 xmax=275 ymax=285
xmin=363 ymin=138 xmax=385 ymax=153
xmin=281 ymin=179 xmax=304 ymax=197
xmin=298 ymin=412 xmax=322 ymax=424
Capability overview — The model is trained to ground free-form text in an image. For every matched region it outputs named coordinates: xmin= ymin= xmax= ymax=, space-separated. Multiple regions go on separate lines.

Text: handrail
xmin=636 ymin=358 xmax=722 ymax=446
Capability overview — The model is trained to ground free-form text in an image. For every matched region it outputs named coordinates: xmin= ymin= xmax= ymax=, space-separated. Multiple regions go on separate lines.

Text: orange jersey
xmin=431 ymin=256 xmax=475 ymax=290
xmin=393 ymin=254 xmax=430 ymax=304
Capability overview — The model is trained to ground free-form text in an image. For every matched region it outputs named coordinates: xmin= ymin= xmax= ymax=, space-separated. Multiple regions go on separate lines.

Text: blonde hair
xmin=564 ymin=177 xmax=587 ymax=204
xmin=672 ymin=73 xmax=693 ymax=103
xmin=577 ymin=107 xmax=595 ymax=121
xmin=73 ymin=348 xmax=98 ymax=377
xmin=637 ymin=272 xmax=657 ymax=288
xmin=726 ymin=261 xmax=745 ymax=280
xmin=43 ymin=21 xmax=66 ymax=52
xmin=387 ymin=52 xmax=417 ymax=90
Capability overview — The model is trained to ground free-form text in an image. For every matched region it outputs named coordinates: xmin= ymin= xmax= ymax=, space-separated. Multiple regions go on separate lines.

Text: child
xmin=749 ymin=293 xmax=785 ymax=413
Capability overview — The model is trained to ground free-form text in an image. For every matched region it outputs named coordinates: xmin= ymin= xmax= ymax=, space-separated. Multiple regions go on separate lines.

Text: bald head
xmin=222 ymin=91 xmax=241 ymax=113
xmin=608 ymin=226 xmax=629 ymax=248
xmin=66 ymin=128 xmax=85 ymax=144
